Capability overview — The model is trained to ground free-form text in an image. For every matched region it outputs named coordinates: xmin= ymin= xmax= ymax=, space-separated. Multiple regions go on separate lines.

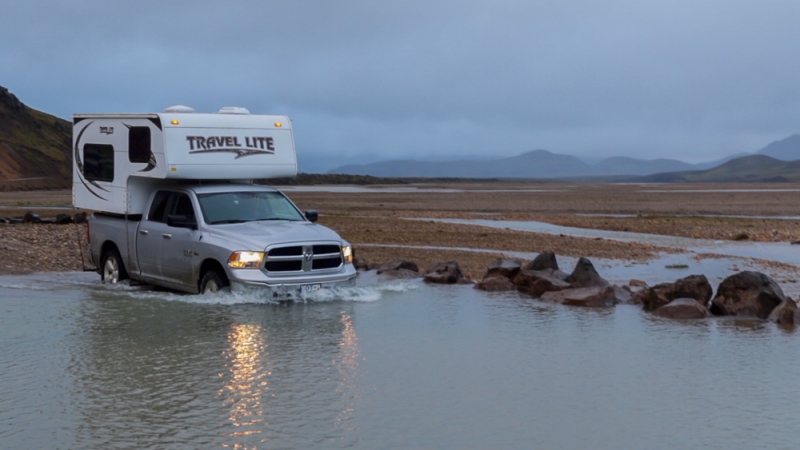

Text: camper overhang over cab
xmin=72 ymin=106 xmax=297 ymax=214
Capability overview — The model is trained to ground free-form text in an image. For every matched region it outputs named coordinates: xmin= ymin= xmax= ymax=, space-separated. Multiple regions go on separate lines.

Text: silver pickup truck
xmin=88 ymin=184 xmax=356 ymax=295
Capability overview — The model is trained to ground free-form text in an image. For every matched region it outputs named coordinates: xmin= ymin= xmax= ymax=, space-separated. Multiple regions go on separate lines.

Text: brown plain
xmin=2 ymin=182 xmax=800 ymax=278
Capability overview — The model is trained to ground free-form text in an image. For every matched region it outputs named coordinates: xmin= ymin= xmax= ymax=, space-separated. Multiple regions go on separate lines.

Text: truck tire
xmin=101 ymin=248 xmax=128 ymax=284
xmin=200 ymin=269 xmax=229 ymax=294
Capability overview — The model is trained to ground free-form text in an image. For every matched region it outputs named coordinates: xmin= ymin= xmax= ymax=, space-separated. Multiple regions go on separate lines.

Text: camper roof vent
xmin=164 ymin=105 xmax=195 ymax=113
xmin=219 ymin=106 xmax=250 ymax=115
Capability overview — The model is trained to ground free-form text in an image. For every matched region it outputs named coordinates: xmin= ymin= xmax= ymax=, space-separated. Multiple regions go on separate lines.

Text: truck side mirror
xmin=304 ymin=210 xmax=318 ymax=223
xmin=167 ymin=214 xmax=197 ymax=230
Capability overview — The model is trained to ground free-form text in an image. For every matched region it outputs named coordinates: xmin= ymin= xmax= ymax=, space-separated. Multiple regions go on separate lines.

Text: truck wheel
xmin=200 ymin=269 xmax=229 ymax=294
xmin=101 ymin=248 xmax=128 ymax=284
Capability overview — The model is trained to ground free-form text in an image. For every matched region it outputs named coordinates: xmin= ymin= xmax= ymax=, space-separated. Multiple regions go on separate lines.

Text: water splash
xmin=0 ymin=271 xmax=420 ymax=305
xmin=190 ymin=279 xmax=420 ymax=305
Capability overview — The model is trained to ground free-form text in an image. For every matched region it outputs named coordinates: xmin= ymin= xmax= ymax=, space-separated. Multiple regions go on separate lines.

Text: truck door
xmin=136 ymin=190 xmax=172 ymax=283
xmin=159 ymin=193 xmax=199 ymax=289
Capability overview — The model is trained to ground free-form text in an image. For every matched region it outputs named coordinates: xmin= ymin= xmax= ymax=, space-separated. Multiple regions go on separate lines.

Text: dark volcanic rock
xmin=55 ymin=213 xmax=73 ymax=225
xmin=74 ymin=212 xmax=88 ymax=224
xmin=475 ymin=275 xmax=516 ymax=292
xmin=353 ymin=256 xmax=369 ymax=271
xmin=376 ymin=259 xmax=420 ymax=279
xmin=566 ymin=257 xmax=609 ymax=288
xmin=376 ymin=259 xmax=419 ymax=274
xmin=378 ymin=268 xmax=421 ymax=279
xmin=524 ymin=251 xmax=559 ymax=271
xmin=710 ymin=271 xmax=786 ymax=319
xmin=424 ymin=260 xmax=469 ymax=284
xmin=540 ymin=286 xmax=619 ymax=307
xmin=633 ymin=275 xmax=713 ymax=312
xmin=613 ymin=285 xmax=633 ymax=304
xmin=768 ymin=299 xmax=800 ymax=325
xmin=513 ymin=269 xmax=570 ymax=298
xmin=484 ymin=259 xmax=521 ymax=280
xmin=653 ymin=298 xmax=711 ymax=319
xmin=23 ymin=212 xmax=41 ymax=224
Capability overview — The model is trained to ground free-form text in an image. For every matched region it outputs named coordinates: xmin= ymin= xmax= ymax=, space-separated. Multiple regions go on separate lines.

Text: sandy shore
xmin=2 ymin=182 xmax=800 ymax=280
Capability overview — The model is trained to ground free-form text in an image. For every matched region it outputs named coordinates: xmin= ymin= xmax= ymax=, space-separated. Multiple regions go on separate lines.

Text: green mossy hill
xmin=641 ymin=154 xmax=800 ymax=183
xmin=0 ymin=86 xmax=72 ymax=191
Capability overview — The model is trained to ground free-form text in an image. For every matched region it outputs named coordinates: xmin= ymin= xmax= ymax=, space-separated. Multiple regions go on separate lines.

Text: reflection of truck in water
xmin=73 ymin=106 xmax=356 ymax=294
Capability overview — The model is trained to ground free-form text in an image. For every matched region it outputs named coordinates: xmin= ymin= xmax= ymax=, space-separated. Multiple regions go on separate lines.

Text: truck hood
xmin=206 ymin=221 xmax=345 ymax=250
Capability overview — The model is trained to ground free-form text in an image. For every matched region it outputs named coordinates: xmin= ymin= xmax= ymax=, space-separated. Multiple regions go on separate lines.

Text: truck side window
xmin=83 ymin=144 xmax=114 ymax=182
xmin=173 ymin=194 xmax=196 ymax=220
xmin=148 ymin=191 xmax=171 ymax=222
xmin=128 ymin=127 xmax=151 ymax=163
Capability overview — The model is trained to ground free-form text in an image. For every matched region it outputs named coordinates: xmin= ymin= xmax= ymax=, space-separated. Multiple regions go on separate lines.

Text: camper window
xmin=128 ymin=127 xmax=151 ymax=163
xmin=83 ymin=144 xmax=114 ymax=182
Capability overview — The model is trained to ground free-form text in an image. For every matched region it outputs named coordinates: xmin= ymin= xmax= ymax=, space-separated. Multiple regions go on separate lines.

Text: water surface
xmin=1 ymin=272 xmax=799 ymax=448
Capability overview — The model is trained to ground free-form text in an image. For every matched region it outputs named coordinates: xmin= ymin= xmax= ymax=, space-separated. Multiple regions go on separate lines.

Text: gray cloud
xmin=2 ymin=0 xmax=799 ymax=171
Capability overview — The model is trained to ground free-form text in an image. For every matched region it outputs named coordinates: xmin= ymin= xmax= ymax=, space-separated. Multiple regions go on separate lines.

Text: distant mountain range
xmin=329 ymin=144 xmax=786 ymax=180
xmin=755 ymin=134 xmax=800 ymax=160
xmin=3 ymin=83 xmax=800 ymax=188
xmin=640 ymin=154 xmax=800 ymax=183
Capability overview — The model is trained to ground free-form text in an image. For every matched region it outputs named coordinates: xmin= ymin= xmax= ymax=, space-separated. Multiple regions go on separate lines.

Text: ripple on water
xmin=2 ymin=273 xmax=800 ymax=448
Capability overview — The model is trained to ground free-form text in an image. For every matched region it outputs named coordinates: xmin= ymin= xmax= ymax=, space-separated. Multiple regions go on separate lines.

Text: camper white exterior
xmin=73 ymin=112 xmax=297 ymax=214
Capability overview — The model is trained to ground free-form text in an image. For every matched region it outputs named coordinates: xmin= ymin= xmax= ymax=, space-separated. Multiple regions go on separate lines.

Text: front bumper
xmin=228 ymin=264 xmax=358 ymax=293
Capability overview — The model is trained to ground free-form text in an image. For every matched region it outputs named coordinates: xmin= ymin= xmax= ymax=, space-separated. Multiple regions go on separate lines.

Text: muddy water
xmin=2 ymin=272 xmax=799 ymax=449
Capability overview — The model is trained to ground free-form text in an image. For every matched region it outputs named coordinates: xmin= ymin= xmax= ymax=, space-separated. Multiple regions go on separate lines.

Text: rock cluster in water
xmin=356 ymin=251 xmax=800 ymax=325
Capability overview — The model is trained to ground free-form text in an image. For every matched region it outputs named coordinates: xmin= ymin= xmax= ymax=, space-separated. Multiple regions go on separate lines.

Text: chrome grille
xmin=264 ymin=243 xmax=343 ymax=273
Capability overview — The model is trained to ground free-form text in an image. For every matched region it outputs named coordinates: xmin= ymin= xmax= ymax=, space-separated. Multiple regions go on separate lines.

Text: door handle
xmin=162 ymin=234 xmax=172 ymax=239
xmin=139 ymin=230 xmax=149 ymax=235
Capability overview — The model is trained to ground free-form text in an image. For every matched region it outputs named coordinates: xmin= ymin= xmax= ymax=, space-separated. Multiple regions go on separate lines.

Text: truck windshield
xmin=196 ymin=191 xmax=305 ymax=225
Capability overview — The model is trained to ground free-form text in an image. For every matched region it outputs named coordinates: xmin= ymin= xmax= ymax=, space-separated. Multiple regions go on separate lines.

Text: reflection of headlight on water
xmin=218 ymin=313 xmax=364 ymax=443
xmin=221 ymin=323 xmax=268 ymax=438
xmin=334 ymin=312 xmax=360 ymax=428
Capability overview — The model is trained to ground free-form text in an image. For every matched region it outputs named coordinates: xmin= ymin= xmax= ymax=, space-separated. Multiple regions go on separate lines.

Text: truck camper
xmin=73 ymin=105 xmax=297 ymax=214
xmin=74 ymin=106 xmax=356 ymax=295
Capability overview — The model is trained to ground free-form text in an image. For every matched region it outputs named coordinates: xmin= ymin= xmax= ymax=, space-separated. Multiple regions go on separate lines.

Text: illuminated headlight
xmin=342 ymin=245 xmax=353 ymax=264
xmin=228 ymin=251 xmax=265 ymax=269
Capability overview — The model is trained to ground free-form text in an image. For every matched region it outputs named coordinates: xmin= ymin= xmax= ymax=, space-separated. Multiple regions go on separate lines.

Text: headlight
xmin=228 ymin=251 xmax=265 ymax=269
xmin=342 ymin=245 xmax=353 ymax=264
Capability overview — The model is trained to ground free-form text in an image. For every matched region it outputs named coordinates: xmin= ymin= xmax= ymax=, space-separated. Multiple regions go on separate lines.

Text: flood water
xmin=2 ymin=271 xmax=800 ymax=449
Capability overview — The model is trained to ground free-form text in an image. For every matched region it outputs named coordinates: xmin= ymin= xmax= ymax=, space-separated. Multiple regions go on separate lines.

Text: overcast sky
xmin=2 ymin=1 xmax=799 ymax=171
